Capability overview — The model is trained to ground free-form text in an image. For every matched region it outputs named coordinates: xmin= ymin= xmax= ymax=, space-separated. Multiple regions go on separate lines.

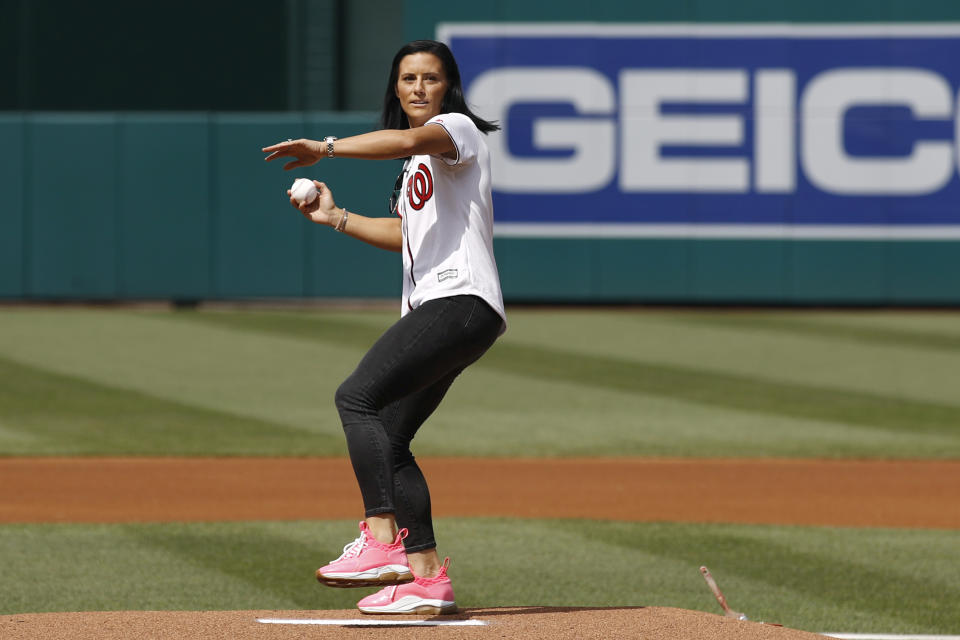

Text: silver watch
xmin=324 ymin=136 xmax=337 ymax=158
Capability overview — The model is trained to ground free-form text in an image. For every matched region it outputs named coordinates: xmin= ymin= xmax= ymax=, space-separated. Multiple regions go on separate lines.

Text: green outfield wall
xmin=0 ymin=113 xmax=400 ymax=301
xmin=3 ymin=0 xmax=960 ymax=304
xmin=2 ymin=112 xmax=958 ymax=304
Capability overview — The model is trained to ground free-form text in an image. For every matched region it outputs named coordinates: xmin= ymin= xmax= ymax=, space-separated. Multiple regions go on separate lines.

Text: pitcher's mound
xmin=1 ymin=606 xmax=828 ymax=639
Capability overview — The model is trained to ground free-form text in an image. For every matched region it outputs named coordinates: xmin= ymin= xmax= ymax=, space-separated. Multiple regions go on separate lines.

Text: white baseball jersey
xmin=396 ymin=112 xmax=506 ymax=333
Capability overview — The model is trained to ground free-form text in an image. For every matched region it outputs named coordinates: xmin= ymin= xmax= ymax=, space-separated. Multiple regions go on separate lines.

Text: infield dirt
xmin=2 ymin=457 xmax=958 ymax=528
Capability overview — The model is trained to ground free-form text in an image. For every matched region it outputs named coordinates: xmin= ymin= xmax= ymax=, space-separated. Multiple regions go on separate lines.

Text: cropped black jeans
xmin=334 ymin=295 xmax=502 ymax=553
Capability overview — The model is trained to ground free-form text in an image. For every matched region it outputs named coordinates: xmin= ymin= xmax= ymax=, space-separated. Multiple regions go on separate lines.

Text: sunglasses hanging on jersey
xmin=389 ymin=160 xmax=411 ymax=215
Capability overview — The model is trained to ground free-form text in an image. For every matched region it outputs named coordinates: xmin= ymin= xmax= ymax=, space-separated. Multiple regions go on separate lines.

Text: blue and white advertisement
xmin=439 ymin=24 xmax=960 ymax=239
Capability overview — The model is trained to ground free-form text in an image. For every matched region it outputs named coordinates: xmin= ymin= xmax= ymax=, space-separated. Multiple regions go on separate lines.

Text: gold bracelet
xmin=334 ymin=207 xmax=349 ymax=232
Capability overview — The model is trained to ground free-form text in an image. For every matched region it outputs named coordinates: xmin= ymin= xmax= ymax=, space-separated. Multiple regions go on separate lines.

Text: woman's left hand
xmin=262 ymin=138 xmax=325 ymax=170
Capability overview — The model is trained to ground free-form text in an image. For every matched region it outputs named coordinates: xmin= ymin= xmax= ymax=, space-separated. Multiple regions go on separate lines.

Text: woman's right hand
xmin=288 ymin=180 xmax=340 ymax=227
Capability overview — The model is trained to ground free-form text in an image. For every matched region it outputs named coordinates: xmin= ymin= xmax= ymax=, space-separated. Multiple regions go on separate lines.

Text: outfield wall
xmin=3 ymin=1 xmax=960 ymax=304
xmin=0 ymin=113 xmax=400 ymax=301
xmin=2 ymin=110 xmax=956 ymax=304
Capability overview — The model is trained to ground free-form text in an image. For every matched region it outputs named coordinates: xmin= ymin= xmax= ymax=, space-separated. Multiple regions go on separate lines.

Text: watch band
xmin=324 ymin=136 xmax=337 ymax=158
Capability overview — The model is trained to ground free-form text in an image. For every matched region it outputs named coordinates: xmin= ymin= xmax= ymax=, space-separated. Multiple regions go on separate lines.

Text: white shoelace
xmin=331 ymin=534 xmax=366 ymax=562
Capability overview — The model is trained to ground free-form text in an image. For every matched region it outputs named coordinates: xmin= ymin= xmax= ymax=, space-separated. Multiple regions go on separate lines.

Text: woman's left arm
xmin=263 ymin=126 xmax=455 ymax=169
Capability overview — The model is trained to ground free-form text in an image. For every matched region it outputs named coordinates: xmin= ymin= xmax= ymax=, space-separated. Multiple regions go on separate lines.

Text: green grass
xmin=1 ymin=307 xmax=960 ymax=457
xmin=1 ymin=308 xmax=957 ymax=632
xmin=1 ymin=518 xmax=957 ymax=634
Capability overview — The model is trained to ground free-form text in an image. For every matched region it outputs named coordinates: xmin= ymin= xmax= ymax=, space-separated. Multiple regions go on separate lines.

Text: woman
xmin=262 ymin=40 xmax=505 ymax=615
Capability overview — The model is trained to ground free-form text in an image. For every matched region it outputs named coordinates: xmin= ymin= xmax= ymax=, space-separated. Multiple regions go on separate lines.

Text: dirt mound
xmin=1 ymin=607 xmax=826 ymax=640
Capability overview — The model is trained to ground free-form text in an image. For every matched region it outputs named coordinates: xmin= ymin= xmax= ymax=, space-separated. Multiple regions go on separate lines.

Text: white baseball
xmin=291 ymin=178 xmax=318 ymax=204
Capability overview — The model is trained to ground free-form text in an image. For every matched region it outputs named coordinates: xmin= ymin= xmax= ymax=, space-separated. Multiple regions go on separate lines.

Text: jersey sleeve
xmin=425 ymin=113 xmax=481 ymax=167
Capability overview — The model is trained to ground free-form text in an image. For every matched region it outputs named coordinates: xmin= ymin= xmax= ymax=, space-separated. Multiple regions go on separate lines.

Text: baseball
xmin=291 ymin=178 xmax=318 ymax=204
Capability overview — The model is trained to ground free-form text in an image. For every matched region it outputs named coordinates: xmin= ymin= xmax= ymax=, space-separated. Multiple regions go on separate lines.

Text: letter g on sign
xmin=467 ymin=67 xmax=616 ymax=193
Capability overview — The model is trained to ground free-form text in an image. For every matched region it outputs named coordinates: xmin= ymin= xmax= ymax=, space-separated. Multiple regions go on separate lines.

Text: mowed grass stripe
xmin=162 ymin=309 xmax=391 ymax=349
xmin=482 ymin=343 xmax=960 ymax=437
xmin=127 ymin=522 xmax=358 ymax=611
xmin=566 ymin=520 xmax=959 ymax=633
xmin=0 ymin=355 xmax=340 ymax=456
xmin=0 ymin=521 xmax=356 ymax=613
xmin=175 ymin=311 xmax=960 ymax=437
xmin=2 ymin=519 xmax=957 ymax=633
xmin=676 ymin=313 xmax=960 ymax=352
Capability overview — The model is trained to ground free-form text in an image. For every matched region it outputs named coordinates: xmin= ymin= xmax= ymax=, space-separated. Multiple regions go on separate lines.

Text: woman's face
xmin=395 ymin=52 xmax=448 ymax=128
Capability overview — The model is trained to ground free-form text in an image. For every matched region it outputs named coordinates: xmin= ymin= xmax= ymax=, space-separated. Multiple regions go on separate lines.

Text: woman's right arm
xmin=290 ymin=181 xmax=402 ymax=253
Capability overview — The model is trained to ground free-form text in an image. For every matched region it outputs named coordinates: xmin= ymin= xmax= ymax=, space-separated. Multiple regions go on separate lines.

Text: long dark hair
xmin=380 ymin=40 xmax=499 ymax=134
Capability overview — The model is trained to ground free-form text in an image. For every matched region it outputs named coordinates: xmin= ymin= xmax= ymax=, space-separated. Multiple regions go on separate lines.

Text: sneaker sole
xmin=316 ymin=568 xmax=414 ymax=589
xmin=358 ymin=597 xmax=458 ymax=615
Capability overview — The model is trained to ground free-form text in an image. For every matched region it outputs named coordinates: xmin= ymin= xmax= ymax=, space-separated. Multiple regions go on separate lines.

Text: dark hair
xmin=380 ymin=40 xmax=500 ymax=134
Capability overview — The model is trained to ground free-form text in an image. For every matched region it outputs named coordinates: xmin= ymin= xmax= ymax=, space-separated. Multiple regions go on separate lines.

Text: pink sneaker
xmin=316 ymin=522 xmax=413 ymax=588
xmin=357 ymin=557 xmax=457 ymax=615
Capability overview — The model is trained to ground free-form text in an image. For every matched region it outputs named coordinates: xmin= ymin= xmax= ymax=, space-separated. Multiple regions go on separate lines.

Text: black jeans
xmin=334 ymin=295 xmax=502 ymax=553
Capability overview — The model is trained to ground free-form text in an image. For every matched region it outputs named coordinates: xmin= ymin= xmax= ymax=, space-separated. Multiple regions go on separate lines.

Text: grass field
xmin=1 ymin=307 xmax=959 ymax=633
xmin=2 ymin=307 xmax=959 ymax=458
xmin=2 ymin=519 xmax=957 ymax=633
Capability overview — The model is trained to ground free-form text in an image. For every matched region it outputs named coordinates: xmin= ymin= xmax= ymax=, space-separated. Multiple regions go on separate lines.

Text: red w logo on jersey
xmin=407 ymin=163 xmax=433 ymax=211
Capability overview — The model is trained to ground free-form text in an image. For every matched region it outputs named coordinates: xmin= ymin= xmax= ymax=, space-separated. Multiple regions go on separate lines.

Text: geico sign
xmin=468 ymin=67 xmax=957 ymax=195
